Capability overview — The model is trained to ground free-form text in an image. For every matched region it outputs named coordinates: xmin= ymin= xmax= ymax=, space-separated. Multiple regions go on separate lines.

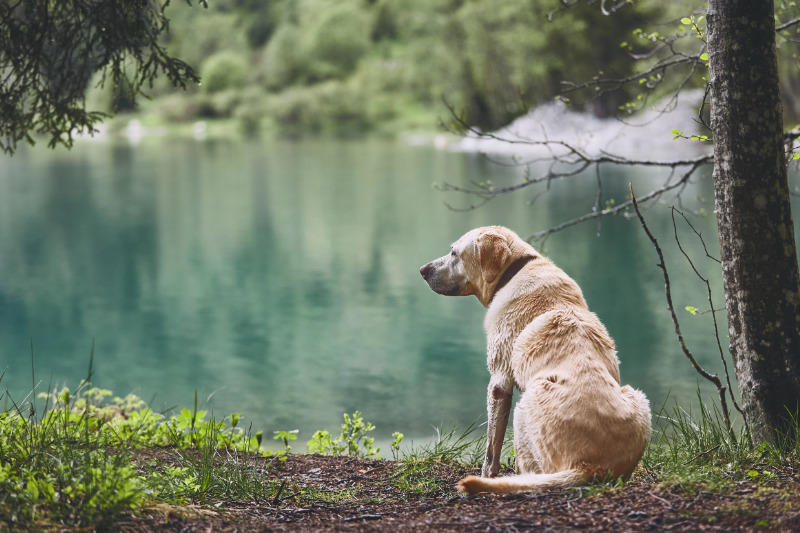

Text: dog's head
xmin=419 ymin=226 xmax=538 ymax=306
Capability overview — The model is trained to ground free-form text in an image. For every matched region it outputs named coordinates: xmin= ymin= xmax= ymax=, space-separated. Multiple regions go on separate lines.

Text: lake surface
xmin=1 ymin=136 xmax=795 ymax=446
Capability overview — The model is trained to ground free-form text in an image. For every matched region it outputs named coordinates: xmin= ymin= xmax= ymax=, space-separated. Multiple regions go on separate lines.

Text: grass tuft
xmin=640 ymin=391 xmax=800 ymax=493
xmin=3 ymin=357 xmax=800 ymax=532
xmin=0 ymin=358 xmax=279 ymax=530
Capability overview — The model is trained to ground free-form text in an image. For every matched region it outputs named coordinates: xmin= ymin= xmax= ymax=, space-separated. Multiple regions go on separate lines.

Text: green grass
xmin=0 ymin=361 xmax=280 ymax=530
xmin=2 ymin=360 xmax=799 ymax=531
xmin=641 ymin=392 xmax=800 ymax=492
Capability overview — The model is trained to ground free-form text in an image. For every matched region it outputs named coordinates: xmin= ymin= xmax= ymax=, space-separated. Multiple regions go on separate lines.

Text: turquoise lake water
xmin=1 ymin=136 xmax=792 ymax=445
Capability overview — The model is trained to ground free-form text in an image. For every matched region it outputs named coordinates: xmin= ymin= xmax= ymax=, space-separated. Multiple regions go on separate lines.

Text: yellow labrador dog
xmin=419 ymin=226 xmax=651 ymax=493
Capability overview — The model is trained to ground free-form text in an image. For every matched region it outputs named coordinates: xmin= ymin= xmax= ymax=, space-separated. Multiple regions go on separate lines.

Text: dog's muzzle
xmin=419 ymin=263 xmax=434 ymax=281
xmin=420 ymin=262 xmax=462 ymax=295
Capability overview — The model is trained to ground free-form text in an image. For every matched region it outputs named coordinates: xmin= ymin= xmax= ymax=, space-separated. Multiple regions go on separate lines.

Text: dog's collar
xmin=489 ymin=255 xmax=536 ymax=305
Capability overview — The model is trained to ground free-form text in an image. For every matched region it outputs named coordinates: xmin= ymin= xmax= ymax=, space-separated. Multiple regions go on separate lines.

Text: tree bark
xmin=708 ymin=0 xmax=800 ymax=444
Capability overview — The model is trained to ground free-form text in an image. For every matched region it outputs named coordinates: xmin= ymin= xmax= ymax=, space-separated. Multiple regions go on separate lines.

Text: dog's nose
xmin=420 ymin=263 xmax=432 ymax=279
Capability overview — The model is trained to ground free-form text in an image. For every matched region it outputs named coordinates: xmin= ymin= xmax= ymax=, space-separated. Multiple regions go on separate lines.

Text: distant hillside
xmin=87 ymin=0 xmax=800 ymax=137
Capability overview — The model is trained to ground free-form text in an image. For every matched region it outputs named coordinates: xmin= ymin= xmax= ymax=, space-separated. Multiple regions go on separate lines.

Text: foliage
xmin=0 ymin=379 xmax=271 ymax=529
xmin=390 ymin=431 xmax=405 ymax=461
xmin=262 ymin=24 xmax=306 ymax=90
xmin=0 ymin=386 xmax=141 ymax=528
xmin=260 ymin=0 xmax=371 ymax=89
xmin=3 ymin=367 xmax=799 ymax=532
xmin=9 ymin=0 xmax=800 ymax=141
xmin=230 ymin=0 xmax=283 ymax=48
xmin=200 ymin=52 xmax=249 ymax=93
xmin=307 ymin=411 xmax=381 ymax=458
xmin=299 ymin=1 xmax=372 ymax=83
xmin=641 ymin=392 xmax=800 ymax=491
xmin=161 ymin=7 xmax=247 ymax=78
xmin=83 ymin=0 xmax=677 ymax=137
xmin=451 ymin=0 xmax=660 ymax=126
xmin=0 ymin=0 xmax=206 ymax=154
xmin=269 ymin=81 xmax=377 ymax=136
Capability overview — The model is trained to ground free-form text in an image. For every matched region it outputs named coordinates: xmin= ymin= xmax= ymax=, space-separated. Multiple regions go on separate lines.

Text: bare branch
xmin=559 ymin=55 xmax=700 ymax=98
xmin=444 ymin=94 xmax=714 ymax=170
xmin=594 ymin=164 xmax=604 ymax=236
xmin=672 ymin=209 xmax=719 ymax=264
xmin=776 ymin=16 xmax=800 ymax=32
xmin=671 ymin=208 xmax=747 ymax=436
xmin=547 ymin=0 xmax=584 ymax=22
xmin=526 ymin=161 xmax=707 ymax=241
xmin=600 ymin=0 xmax=629 ymax=16
xmin=630 ymin=185 xmax=739 ymax=442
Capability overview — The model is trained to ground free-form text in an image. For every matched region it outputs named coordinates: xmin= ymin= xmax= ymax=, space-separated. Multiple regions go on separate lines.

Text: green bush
xmin=262 ymin=2 xmax=371 ymax=88
xmin=301 ymin=3 xmax=372 ymax=82
xmin=164 ymin=11 xmax=247 ymax=74
xmin=234 ymin=86 xmax=269 ymax=135
xmin=262 ymin=24 xmax=305 ymax=90
xmin=143 ymin=0 xmax=689 ymax=134
xmin=269 ymin=81 xmax=373 ymax=136
xmin=0 ymin=383 xmax=270 ymax=530
xmin=370 ymin=0 xmax=399 ymax=42
xmin=450 ymin=0 xmax=664 ymax=128
xmin=200 ymin=52 xmax=248 ymax=93
xmin=306 ymin=411 xmax=381 ymax=458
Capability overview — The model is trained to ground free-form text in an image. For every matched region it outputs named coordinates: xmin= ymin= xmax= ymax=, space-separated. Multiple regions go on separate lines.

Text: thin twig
xmin=526 ymin=161 xmax=706 ymax=241
xmin=272 ymin=480 xmax=286 ymax=506
xmin=647 ymin=491 xmax=674 ymax=509
xmin=777 ymin=16 xmax=800 ymax=32
xmin=673 ymin=209 xmax=720 ymax=263
xmin=440 ymin=97 xmax=713 ymax=237
xmin=559 ymin=55 xmax=700 ymax=98
xmin=682 ymin=444 xmax=722 ymax=465
xmin=670 ymin=208 xmax=747 ymax=436
xmin=630 ymin=184 xmax=738 ymax=442
xmin=594 ymin=164 xmax=603 ymax=236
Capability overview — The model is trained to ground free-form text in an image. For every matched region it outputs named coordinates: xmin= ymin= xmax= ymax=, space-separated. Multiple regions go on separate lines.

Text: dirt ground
xmin=124 ymin=454 xmax=800 ymax=532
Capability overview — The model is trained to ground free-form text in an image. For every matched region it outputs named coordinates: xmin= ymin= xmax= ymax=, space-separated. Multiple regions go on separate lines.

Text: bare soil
xmin=123 ymin=454 xmax=800 ymax=532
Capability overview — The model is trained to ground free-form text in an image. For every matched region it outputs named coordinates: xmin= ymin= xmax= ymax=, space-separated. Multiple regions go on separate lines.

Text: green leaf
xmin=681 ymin=17 xmax=692 ymax=25
xmin=700 ymin=53 xmax=709 ymax=61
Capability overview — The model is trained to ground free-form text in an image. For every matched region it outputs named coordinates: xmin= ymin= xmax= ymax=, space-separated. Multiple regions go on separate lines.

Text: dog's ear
xmin=478 ymin=231 xmax=511 ymax=285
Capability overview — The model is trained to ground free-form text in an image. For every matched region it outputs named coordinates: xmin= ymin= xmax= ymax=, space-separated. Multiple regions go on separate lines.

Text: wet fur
xmin=420 ymin=226 xmax=651 ymax=494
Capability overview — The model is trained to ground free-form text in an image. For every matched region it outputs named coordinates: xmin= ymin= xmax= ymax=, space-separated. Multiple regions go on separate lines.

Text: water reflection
xmin=0 ymin=138 xmax=783 ymax=443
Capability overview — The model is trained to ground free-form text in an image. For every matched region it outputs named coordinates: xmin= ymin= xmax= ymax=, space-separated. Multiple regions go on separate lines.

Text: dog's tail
xmin=457 ymin=468 xmax=587 ymax=494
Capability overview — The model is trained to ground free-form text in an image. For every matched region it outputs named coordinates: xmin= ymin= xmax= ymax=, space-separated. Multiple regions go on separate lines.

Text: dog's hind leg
xmin=512 ymin=399 xmax=542 ymax=475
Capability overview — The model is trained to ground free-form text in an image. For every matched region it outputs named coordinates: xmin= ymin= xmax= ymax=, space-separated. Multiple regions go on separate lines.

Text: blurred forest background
xmin=85 ymin=0 xmax=800 ymax=139
xmin=7 ymin=0 xmax=800 ymax=444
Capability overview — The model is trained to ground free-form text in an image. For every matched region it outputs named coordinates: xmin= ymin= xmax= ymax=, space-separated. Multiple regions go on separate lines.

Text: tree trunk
xmin=707 ymin=0 xmax=800 ymax=444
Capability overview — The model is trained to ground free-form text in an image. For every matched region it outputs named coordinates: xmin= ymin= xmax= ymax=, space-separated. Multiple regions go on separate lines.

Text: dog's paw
xmin=481 ymin=462 xmax=499 ymax=478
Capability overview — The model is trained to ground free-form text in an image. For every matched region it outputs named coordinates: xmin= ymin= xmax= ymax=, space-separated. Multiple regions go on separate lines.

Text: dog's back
xmin=475 ymin=244 xmax=651 ymax=493
xmin=420 ymin=226 xmax=651 ymax=495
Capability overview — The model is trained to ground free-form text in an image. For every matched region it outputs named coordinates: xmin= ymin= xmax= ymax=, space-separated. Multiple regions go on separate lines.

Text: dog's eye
xmin=450 ymin=249 xmax=457 ymax=257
